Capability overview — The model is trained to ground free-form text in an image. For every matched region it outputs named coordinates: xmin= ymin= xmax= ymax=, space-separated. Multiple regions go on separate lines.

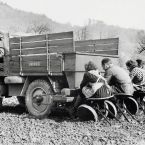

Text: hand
xmin=106 ymin=85 xmax=111 ymax=90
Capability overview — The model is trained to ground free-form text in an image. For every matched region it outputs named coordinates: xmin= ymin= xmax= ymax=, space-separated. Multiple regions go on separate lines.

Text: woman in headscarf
xmin=80 ymin=61 xmax=111 ymax=99
xmin=66 ymin=61 xmax=112 ymax=118
xmin=136 ymin=59 xmax=145 ymax=69
xmin=126 ymin=60 xmax=145 ymax=86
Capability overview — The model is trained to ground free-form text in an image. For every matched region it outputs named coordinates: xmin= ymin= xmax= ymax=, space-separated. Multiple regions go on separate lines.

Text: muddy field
xmin=0 ymin=97 xmax=145 ymax=145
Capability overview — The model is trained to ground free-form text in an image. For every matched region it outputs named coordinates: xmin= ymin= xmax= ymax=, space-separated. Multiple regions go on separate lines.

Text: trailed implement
xmin=65 ymin=90 xmax=141 ymax=124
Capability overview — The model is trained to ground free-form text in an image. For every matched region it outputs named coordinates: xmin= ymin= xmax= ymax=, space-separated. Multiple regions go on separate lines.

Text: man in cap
xmin=101 ymin=58 xmax=133 ymax=95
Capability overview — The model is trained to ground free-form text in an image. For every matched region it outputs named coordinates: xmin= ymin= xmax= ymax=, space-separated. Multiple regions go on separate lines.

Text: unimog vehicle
xmin=0 ymin=31 xmax=121 ymax=119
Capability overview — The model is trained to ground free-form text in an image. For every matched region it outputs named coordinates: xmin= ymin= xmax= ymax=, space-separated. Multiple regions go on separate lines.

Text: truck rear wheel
xmin=25 ymin=79 xmax=54 ymax=119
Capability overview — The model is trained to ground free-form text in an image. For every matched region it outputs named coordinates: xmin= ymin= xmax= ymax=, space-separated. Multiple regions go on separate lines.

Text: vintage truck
xmin=0 ymin=31 xmax=119 ymax=118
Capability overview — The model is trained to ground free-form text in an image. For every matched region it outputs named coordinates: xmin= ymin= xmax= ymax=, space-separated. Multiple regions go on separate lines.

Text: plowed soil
xmin=0 ymin=97 xmax=145 ymax=145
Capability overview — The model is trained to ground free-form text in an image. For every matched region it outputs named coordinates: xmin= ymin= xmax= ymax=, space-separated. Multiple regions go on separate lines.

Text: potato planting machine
xmin=0 ymin=31 xmax=143 ymax=124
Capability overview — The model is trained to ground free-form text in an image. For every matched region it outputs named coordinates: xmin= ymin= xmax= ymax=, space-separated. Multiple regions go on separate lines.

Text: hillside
xmin=0 ymin=2 xmax=72 ymax=34
xmin=74 ymin=21 xmax=140 ymax=62
xmin=0 ymin=1 xmax=144 ymax=62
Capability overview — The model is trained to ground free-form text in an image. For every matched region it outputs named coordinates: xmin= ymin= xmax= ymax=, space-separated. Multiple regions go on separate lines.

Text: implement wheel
xmin=25 ymin=79 xmax=54 ymax=119
xmin=77 ymin=104 xmax=98 ymax=121
xmin=123 ymin=97 xmax=139 ymax=115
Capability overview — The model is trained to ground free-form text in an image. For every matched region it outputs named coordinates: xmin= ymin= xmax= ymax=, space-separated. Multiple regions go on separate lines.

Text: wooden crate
xmin=9 ymin=31 xmax=74 ymax=75
xmin=8 ymin=31 xmax=119 ymax=78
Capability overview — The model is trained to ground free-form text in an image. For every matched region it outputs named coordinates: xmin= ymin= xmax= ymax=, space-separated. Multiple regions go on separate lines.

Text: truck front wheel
xmin=25 ymin=79 xmax=54 ymax=119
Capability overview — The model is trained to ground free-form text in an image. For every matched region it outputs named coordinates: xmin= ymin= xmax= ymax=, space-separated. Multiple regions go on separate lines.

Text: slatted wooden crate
xmin=9 ymin=31 xmax=74 ymax=75
xmin=9 ymin=31 xmax=119 ymax=76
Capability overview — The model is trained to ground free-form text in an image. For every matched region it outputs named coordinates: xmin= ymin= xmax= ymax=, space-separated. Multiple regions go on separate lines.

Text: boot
xmin=66 ymin=95 xmax=83 ymax=119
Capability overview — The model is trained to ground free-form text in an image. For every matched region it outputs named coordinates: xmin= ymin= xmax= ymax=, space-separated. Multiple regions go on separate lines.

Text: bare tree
xmin=81 ymin=26 xmax=88 ymax=40
xmin=75 ymin=25 xmax=89 ymax=41
xmin=26 ymin=21 xmax=52 ymax=34
xmin=137 ymin=30 xmax=145 ymax=53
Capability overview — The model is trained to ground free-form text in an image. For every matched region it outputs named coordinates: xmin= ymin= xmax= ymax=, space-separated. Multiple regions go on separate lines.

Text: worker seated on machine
xmin=126 ymin=60 xmax=145 ymax=92
xmin=62 ymin=61 xmax=112 ymax=118
xmin=101 ymin=58 xmax=134 ymax=96
xmin=80 ymin=61 xmax=112 ymax=99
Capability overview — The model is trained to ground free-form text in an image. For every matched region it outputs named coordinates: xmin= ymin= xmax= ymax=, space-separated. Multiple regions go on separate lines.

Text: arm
xmin=104 ymin=69 xmax=113 ymax=85
xmin=80 ymin=73 xmax=88 ymax=89
xmin=129 ymin=70 xmax=136 ymax=80
xmin=98 ymin=74 xmax=111 ymax=90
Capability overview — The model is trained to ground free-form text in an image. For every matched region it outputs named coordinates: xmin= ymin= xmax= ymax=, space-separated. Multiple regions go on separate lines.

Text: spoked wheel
xmin=25 ymin=80 xmax=54 ymax=119
xmin=77 ymin=104 xmax=98 ymax=121
xmin=85 ymin=100 xmax=108 ymax=119
xmin=104 ymin=100 xmax=117 ymax=119
xmin=123 ymin=97 xmax=139 ymax=115
xmin=96 ymin=101 xmax=109 ymax=118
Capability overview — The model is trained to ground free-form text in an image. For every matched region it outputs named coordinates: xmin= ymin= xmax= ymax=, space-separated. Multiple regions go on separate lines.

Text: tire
xmin=25 ymin=79 xmax=54 ymax=119
xmin=17 ymin=96 xmax=25 ymax=107
xmin=104 ymin=100 xmax=117 ymax=119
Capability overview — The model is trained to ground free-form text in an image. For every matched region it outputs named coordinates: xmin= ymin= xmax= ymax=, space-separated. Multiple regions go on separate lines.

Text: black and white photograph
xmin=0 ymin=0 xmax=145 ymax=144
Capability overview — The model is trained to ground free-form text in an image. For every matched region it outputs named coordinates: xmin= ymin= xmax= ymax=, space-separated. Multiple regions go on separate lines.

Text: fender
xmin=20 ymin=76 xmax=55 ymax=96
